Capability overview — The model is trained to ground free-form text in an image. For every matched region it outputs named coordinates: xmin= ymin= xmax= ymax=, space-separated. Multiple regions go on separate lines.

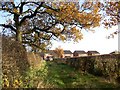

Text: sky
xmin=0 ymin=1 xmax=119 ymax=54
xmin=51 ymin=0 xmax=119 ymax=54
xmin=51 ymin=26 xmax=118 ymax=54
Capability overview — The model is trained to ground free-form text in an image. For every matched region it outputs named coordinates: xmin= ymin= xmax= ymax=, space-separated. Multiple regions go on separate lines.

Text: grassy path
xmin=24 ymin=61 xmax=119 ymax=88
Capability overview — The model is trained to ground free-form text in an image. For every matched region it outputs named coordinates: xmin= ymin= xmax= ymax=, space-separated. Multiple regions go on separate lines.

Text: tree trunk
xmin=14 ymin=14 xmax=22 ymax=42
xmin=16 ymin=30 xmax=22 ymax=43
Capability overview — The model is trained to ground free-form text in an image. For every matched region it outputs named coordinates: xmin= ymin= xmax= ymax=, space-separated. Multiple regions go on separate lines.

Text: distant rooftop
xmin=64 ymin=50 xmax=72 ymax=54
xmin=87 ymin=51 xmax=100 ymax=54
xmin=74 ymin=50 xmax=87 ymax=54
xmin=110 ymin=51 xmax=120 ymax=54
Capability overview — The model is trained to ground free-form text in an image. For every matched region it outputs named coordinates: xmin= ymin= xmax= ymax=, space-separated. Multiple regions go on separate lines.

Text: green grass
xmin=22 ymin=61 xmax=119 ymax=88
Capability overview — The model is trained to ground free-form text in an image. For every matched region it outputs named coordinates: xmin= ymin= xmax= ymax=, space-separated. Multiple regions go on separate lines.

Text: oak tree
xmin=0 ymin=1 xmax=101 ymax=51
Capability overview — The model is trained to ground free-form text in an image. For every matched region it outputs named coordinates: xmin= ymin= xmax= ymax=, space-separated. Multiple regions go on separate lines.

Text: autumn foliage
xmin=54 ymin=46 xmax=64 ymax=58
xmin=0 ymin=1 xmax=102 ymax=51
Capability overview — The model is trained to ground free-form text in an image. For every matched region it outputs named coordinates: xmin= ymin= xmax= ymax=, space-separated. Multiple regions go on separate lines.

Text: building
xmin=40 ymin=50 xmax=57 ymax=60
xmin=63 ymin=50 xmax=73 ymax=58
xmin=40 ymin=50 xmax=73 ymax=60
xmin=40 ymin=50 xmax=101 ymax=60
xmin=87 ymin=51 xmax=100 ymax=56
xmin=73 ymin=50 xmax=87 ymax=57
xmin=110 ymin=51 xmax=120 ymax=54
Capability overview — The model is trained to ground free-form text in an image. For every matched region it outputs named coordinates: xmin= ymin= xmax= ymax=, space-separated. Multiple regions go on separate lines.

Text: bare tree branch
xmin=19 ymin=2 xmax=44 ymax=25
xmin=0 ymin=24 xmax=16 ymax=32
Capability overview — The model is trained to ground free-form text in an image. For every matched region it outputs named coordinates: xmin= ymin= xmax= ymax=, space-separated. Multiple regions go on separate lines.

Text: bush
xmin=63 ymin=54 xmax=120 ymax=80
xmin=2 ymin=36 xmax=30 ymax=87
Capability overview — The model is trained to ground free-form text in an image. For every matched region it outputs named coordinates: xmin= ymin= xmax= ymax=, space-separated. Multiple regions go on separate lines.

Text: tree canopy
xmin=102 ymin=1 xmax=120 ymax=38
xmin=0 ymin=1 xmax=118 ymax=51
